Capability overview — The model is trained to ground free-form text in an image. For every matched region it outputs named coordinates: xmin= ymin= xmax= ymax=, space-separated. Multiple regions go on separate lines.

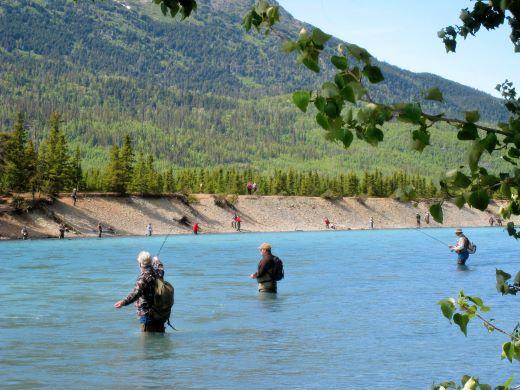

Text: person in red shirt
xmin=193 ymin=223 xmax=200 ymax=235
xmin=236 ymin=216 xmax=241 ymax=231
xmin=324 ymin=217 xmax=330 ymax=229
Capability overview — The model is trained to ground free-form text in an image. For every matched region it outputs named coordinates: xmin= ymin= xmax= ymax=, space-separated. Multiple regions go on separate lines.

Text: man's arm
xmin=114 ymin=277 xmax=145 ymax=308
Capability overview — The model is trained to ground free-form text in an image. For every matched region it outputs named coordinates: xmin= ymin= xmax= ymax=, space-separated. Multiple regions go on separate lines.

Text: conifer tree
xmin=37 ymin=113 xmax=72 ymax=196
xmin=4 ymin=113 xmax=31 ymax=192
xmin=119 ymin=135 xmax=134 ymax=193
xmin=105 ymin=145 xmax=124 ymax=194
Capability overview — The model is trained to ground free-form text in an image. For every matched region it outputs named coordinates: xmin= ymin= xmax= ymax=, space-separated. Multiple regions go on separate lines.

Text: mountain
xmin=0 ymin=0 xmax=509 ymax=176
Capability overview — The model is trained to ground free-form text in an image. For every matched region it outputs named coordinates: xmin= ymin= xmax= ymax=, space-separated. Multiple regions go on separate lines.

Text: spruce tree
xmin=37 ymin=113 xmax=72 ymax=196
xmin=4 ymin=113 xmax=30 ymax=192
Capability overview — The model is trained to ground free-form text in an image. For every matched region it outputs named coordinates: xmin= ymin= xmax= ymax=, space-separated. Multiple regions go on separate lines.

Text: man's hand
xmin=114 ymin=300 xmax=124 ymax=308
xmin=249 ymin=273 xmax=256 ymax=279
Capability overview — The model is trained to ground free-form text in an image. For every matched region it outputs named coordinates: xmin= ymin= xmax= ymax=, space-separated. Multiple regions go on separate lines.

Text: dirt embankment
xmin=0 ymin=194 xmax=514 ymax=240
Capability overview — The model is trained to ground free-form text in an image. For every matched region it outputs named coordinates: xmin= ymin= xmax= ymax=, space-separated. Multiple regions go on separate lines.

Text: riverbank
xmin=0 ymin=194 xmax=514 ymax=240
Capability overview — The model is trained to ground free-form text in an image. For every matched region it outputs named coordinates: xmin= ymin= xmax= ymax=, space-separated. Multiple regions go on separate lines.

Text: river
xmin=0 ymin=228 xmax=518 ymax=388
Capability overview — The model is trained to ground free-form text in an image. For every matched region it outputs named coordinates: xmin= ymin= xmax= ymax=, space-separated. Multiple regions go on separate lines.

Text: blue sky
xmin=277 ymin=0 xmax=518 ymax=97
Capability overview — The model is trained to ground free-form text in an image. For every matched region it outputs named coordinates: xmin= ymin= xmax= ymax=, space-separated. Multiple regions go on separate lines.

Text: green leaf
xmin=348 ymin=82 xmax=367 ymax=100
xmin=466 ymin=296 xmax=483 ymax=307
xmin=160 ymin=2 xmax=167 ymax=15
xmin=292 ymin=91 xmax=311 ymax=112
xmin=314 ymin=96 xmax=326 ymax=112
xmin=311 ymin=28 xmax=332 ymax=46
xmin=465 ymin=110 xmax=480 ymax=123
xmin=169 ymin=3 xmax=180 ymax=17
xmin=340 ymin=85 xmax=356 ymax=104
xmin=282 ymin=40 xmax=298 ymax=52
xmin=362 ymin=65 xmax=384 ymax=83
xmin=425 ymin=87 xmax=444 ymax=102
xmin=453 ymin=313 xmax=469 ymax=336
xmin=446 ymin=169 xmax=471 ymax=188
xmin=481 ymin=133 xmax=498 ymax=154
xmin=496 ymin=269 xmax=512 ymax=294
xmin=502 ymin=341 xmax=515 ymax=362
xmin=324 ymin=101 xmax=340 ymax=118
xmin=346 ymin=43 xmax=371 ymax=63
xmin=316 ymin=113 xmax=330 ymax=130
xmin=365 ymin=126 xmax=384 ymax=146
xmin=454 ymin=196 xmax=466 ymax=209
xmin=430 ymin=203 xmax=443 ymax=223
xmin=302 ymin=57 xmax=320 ymax=73
xmin=438 ymin=298 xmax=455 ymax=320
xmin=457 ymin=123 xmax=478 ymax=140
xmin=342 ymin=129 xmax=354 ymax=148
xmin=412 ymin=129 xmax=430 ymax=152
xmin=468 ymin=190 xmax=490 ymax=211
xmin=469 ymin=141 xmax=484 ymax=172
xmin=397 ymin=103 xmax=422 ymax=125
xmin=507 ymin=221 xmax=516 ymax=236
xmin=321 ymin=82 xmax=340 ymax=98
xmin=331 ymin=55 xmax=347 ymax=70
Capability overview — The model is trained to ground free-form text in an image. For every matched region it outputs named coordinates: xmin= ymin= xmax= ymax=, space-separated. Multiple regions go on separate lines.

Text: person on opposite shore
xmin=489 ymin=216 xmax=495 ymax=226
xmin=449 ymin=228 xmax=471 ymax=265
xmin=114 ymin=252 xmax=166 ymax=332
xmin=193 ymin=223 xmax=200 ymax=235
xmin=246 ymin=181 xmax=253 ymax=195
xmin=71 ymin=188 xmax=77 ymax=206
xmin=58 ymin=223 xmax=66 ymax=239
xmin=250 ymin=242 xmax=277 ymax=293
xmin=97 ymin=222 xmax=103 ymax=238
xmin=231 ymin=214 xmax=237 ymax=229
xmin=235 ymin=215 xmax=241 ymax=231
xmin=146 ymin=223 xmax=153 ymax=236
xmin=416 ymin=213 xmax=421 ymax=228
xmin=252 ymin=182 xmax=257 ymax=193
xmin=425 ymin=212 xmax=430 ymax=225
xmin=497 ymin=217 xmax=503 ymax=226
xmin=21 ymin=226 xmax=28 ymax=240
xmin=370 ymin=216 xmax=374 ymax=229
xmin=324 ymin=217 xmax=330 ymax=229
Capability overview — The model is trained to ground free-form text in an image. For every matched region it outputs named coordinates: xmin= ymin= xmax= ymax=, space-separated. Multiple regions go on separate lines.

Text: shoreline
xmin=0 ymin=194 xmax=514 ymax=241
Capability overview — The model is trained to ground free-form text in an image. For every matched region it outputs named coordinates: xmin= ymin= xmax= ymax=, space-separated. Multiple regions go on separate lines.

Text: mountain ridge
xmin=0 ymin=0 xmax=509 ymax=176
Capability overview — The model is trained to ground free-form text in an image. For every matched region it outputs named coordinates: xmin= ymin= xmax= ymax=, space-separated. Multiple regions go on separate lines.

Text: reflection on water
xmin=0 ymin=228 xmax=519 ymax=388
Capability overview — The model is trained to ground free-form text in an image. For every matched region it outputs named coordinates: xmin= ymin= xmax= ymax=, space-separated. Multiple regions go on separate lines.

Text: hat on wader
xmin=258 ymin=242 xmax=272 ymax=251
xmin=455 ymin=228 xmax=463 ymax=234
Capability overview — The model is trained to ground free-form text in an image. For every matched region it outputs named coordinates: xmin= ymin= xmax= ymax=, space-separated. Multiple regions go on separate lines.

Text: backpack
xmin=151 ymin=278 xmax=174 ymax=323
xmin=463 ymin=236 xmax=477 ymax=254
xmin=271 ymin=256 xmax=284 ymax=282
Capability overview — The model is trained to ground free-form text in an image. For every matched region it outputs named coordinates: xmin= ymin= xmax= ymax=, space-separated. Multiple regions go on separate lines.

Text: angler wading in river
xmin=114 ymin=251 xmax=174 ymax=332
xmin=249 ymin=242 xmax=284 ymax=293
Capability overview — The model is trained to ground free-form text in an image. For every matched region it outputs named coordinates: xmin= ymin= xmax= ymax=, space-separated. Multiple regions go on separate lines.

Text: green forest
xmin=0 ymin=0 xmax=511 ymax=183
xmin=0 ymin=112 xmax=440 ymax=198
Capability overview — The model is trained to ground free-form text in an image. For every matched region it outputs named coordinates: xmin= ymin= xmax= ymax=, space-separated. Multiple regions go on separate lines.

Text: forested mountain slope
xmin=0 ymin=0 xmax=509 ymax=176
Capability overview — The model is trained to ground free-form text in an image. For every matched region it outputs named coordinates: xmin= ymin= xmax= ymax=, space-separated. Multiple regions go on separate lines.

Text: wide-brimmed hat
xmin=258 ymin=242 xmax=272 ymax=250
xmin=455 ymin=228 xmax=463 ymax=234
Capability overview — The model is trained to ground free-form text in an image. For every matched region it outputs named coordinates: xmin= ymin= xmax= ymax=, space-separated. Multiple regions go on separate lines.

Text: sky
xmin=277 ymin=0 xmax=518 ymax=97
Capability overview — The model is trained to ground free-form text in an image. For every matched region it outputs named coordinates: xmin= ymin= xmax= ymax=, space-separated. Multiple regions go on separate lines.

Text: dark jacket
xmin=122 ymin=266 xmax=157 ymax=317
xmin=253 ymin=253 xmax=275 ymax=283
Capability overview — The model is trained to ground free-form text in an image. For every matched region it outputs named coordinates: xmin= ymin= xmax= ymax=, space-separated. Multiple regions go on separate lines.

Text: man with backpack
xmin=449 ymin=228 xmax=475 ymax=265
xmin=249 ymin=242 xmax=284 ymax=293
xmin=114 ymin=251 xmax=174 ymax=332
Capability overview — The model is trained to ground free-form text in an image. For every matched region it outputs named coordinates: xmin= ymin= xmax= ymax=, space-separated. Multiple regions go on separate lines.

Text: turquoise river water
xmin=1 ymin=228 xmax=519 ymax=389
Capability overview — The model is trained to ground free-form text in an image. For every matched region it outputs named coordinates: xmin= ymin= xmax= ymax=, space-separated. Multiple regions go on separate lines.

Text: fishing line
xmin=368 ymin=206 xmax=450 ymax=247
xmin=156 ymin=221 xmax=176 ymax=257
